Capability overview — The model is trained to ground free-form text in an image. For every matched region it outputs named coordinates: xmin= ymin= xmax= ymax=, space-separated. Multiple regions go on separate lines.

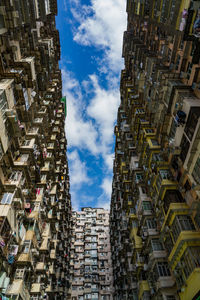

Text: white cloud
xmin=103 ymin=152 xmax=114 ymax=171
xmin=62 ymin=69 xmax=99 ymax=155
xmin=61 ymin=0 xmax=127 ymax=210
xmin=96 ymin=197 xmax=110 ymax=210
xmin=62 ymin=68 xmax=119 ymax=209
xmin=68 ymin=150 xmax=90 ymax=187
xmin=101 ymin=177 xmax=112 ymax=197
xmin=87 ymin=74 xmax=119 ymax=148
xmin=62 ymin=69 xmax=119 ymax=162
xmin=69 ymin=0 xmax=126 ymax=73
xmin=70 ymin=191 xmax=81 ymax=211
xmin=96 ymin=193 xmax=111 ymax=211
xmin=90 ymin=177 xmax=113 ymax=211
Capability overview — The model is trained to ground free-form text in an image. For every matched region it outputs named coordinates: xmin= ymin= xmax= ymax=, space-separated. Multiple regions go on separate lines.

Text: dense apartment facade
xmin=110 ymin=0 xmax=200 ymax=300
xmin=70 ymin=208 xmax=113 ymax=300
xmin=0 ymin=0 xmax=72 ymax=299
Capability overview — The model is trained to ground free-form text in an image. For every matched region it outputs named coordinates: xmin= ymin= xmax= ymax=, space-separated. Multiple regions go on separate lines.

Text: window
xmin=136 ymin=173 xmax=143 ymax=181
xmin=146 ymin=218 xmax=156 ymax=229
xmin=172 ymin=215 xmax=195 ymax=241
xmin=130 ymin=208 xmax=135 ymax=214
xmin=41 ymin=174 xmax=47 ymax=181
xmin=145 ymin=129 xmax=154 ymax=133
xmin=0 ymin=90 xmax=8 ymax=121
xmin=182 ymin=247 xmax=200 ymax=279
xmin=1 ymin=193 xmax=14 ymax=204
xmin=142 ymin=201 xmax=152 ymax=211
xmin=192 ymin=157 xmax=200 ymax=184
xmin=23 ymin=140 xmax=31 ymax=146
xmin=0 ymin=142 xmax=3 ymax=159
xmin=151 ymin=139 xmax=159 ymax=146
xmin=136 ymin=108 xmax=145 ymax=114
xmin=163 ymin=189 xmax=184 ymax=214
xmin=15 ymin=268 xmax=25 ymax=280
xmin=142 ymin=291 xmax=150 ymax=300
xmin=169 ymin=118 xmax=177 ymax=140
xmin=159 ymin=169 xmax=171 ymax=179
xmin=180 ymin=134 xmax=190 ymax=163
xmin=0 ymin=14 xmax=5 ymax=29
xmin=195 ymin=214 xmax=200 ymax=229
xmin=23 ymin=88 xmax=29 ymax=110
xmin=184 ymin=107 xmax=200 ymax=141
xmin=175 ymin=55 xmax=181 ymax=70
xmin=156 ymin=262 xmax=171 ymax=277
xmin=152 ymin=153 xmax=163 ymax=163
xmin=132 ymin=220 xmax=138 ymax=228
xmin=151 ymin=238 xmax=164 ymax=251
xmin=23 ymin=240 xmax=31 ymax=253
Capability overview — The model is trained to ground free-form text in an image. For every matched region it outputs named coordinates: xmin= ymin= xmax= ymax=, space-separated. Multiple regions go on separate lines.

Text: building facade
xmin=70 ymin=207 xmax=114 ymax=300
xmin=0 ymin=0 xmax=72 ymax=299
xmin=110 ymin=0 xmax=200 ymax=300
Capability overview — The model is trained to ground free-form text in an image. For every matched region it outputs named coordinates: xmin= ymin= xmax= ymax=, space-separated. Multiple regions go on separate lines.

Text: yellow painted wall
xmin=180 ymin=269 xmax=200 ymax=300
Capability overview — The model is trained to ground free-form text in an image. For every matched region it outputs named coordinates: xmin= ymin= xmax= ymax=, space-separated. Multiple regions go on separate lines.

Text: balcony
xmin=20 ymin=138 xmax=36 ymax=153
xmin=179 ymin=268 xmax=200 ymax=300
xmin=138 ymin=281 xmax=150 ymax=300
xmin=130 ymin=228 xmax=142 ymax=249
xmin=6 ymin=279 xmax=30 ymax=300
xmin=14 ymin=56 xmax=36 ymax=83
xmin=149 ymin=249 xmax=167 ymax=261
xmin=39 ymin=237 xmax=49 ymax=252
xmin=161 ymin=202 xmax=189 ymax=231
xmin=0 ymin=195 xmax=17 ymax=232
xmin=155 ymin=170 xmax=177 ymax=202
xmin=33 ymin=117 xmax=43 ymax=126
xmin=40 ymin=162 xmax=50 ymax=173
xmin=4 ymin=171 xmax=25 ymax=191
xmin=36 ymin=107 xmax=47 ymax=117
xmin=26 ymin=127 xmax=39 ymax=139
xmin=30 ymin=283 xmax=42 ymax=295
xmin=156 ymin=275 xmax=175 ymax=290
xmin=169 ymin=231 xmax=200 ymax=269
xmin=17 ymin=242 xmax=33 ymax=265
xmin=14 ymin=154 xmax=29 ymax=168
xmin=142 ymin=207 xmax=153 ymax=217
xmin=142 ymin=226 xmax=159 ymax=238
xmin=137 ymin=200 xmax=153 ymax=217
xmin=50 ymin=134 xmax=57 ymax=142
xmin=35 ymin=262 xmax=46 ymax=273
xmin=5 ymin=109 xmax=23 ymax=137
xmin=47 ymin=142 xmax=55 ymax=151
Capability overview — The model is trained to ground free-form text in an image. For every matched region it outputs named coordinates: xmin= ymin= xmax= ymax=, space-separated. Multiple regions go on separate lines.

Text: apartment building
xmin=0 ymin=0 xmax=72 ymax=299
xmin=110 ymin=0 xmax=200 ymax=300
xmin=70 ymin=207 xmax=114 ymax=300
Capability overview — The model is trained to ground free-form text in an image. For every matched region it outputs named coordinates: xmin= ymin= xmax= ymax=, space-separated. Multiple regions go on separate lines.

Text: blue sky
xmin=56 ymin=0 xmax=126 ymax=210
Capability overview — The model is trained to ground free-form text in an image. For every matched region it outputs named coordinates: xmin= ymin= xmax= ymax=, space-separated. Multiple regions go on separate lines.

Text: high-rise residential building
xmin=0 ymin=0 xmax=72 ymax=299
xmin=110 ymin=0 xmax=200 ymax=300
xmin=70 ymin=207 xmax=114 ymax=300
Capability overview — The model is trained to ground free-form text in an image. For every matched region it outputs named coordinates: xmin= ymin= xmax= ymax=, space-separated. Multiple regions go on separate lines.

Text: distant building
xmin=110 ymin=0 xmax=200 ymax=300
xmin=0 ymin=0 xmax=72 ymax=299
xmin=70 ymin=207 xmax=114 ymax=300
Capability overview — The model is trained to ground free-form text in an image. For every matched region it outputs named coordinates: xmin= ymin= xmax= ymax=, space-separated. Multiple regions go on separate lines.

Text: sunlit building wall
xmin=110 ymin=0 xmax=200 ymax=299
xmin=0 ymin=0 xmax=72 ymax=299
xmin=70 ymin=207 xmax=114 ymax=300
